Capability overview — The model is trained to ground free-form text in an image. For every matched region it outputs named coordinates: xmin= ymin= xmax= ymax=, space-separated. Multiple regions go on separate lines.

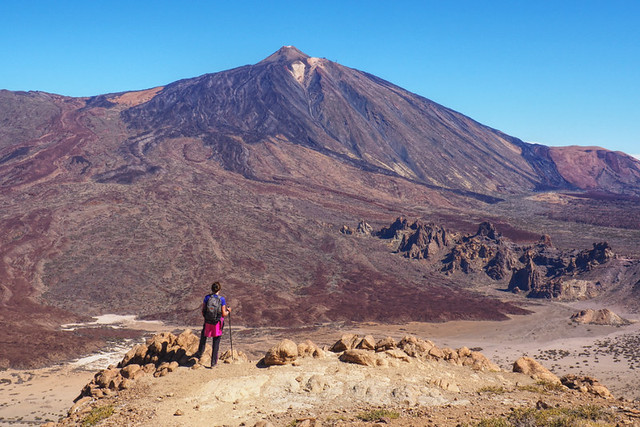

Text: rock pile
xmin=561 ymin=374 xmax=614 ymax=399
xmin=325 ymin=334 xmax=500 ymax=371
xmin=78 ymin=329 xmax=247 ymax=399
xmin=570 ymin=308 xmax=630 ymax=326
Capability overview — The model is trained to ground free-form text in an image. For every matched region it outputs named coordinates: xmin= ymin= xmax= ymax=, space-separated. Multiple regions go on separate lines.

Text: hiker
xmin=196 ymin=281 xmax=231 ymax=367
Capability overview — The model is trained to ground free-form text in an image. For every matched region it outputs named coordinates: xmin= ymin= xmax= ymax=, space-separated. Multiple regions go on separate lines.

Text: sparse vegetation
xmin=477 ymin=385 xmax=508 ymax=394
xmin=517 ymin=384 xmax=543 ymax=393
xmin=81 ymin=405 xmax=114 ymax=427
xmin=474 ymin=404 xmax=614 ymax=427
xmin=536 ymin=379 xmax=566 ymax=392
xmin=356 ymin=409 xmax=400 ymax=421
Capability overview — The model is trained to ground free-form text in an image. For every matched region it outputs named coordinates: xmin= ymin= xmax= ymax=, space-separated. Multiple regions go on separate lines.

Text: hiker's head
xmin=211 ymin=281 xmax=221 ymax=294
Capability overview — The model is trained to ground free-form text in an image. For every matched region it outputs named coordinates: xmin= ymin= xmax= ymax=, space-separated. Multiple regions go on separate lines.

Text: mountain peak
xmin=260 ymin=46 xmax=310 ymax=64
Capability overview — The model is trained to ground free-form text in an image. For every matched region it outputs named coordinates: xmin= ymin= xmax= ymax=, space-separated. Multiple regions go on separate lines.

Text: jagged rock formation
xmin=366 ymin=217 xmax=622 ymax=301
xmin=378 ymin=217 xmax=453 ymax=260
xmin=339 ymin=220 xmax=373 ymax=236
xmin=509 ymin=242 xmax=614 ymax=299
xmin=570 ymin=308 xmax=631 ymax=325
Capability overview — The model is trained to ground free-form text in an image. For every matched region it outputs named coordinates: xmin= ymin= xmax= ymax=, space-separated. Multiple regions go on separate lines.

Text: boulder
xmin=175 ymin=329 xmax=199 ymax=353
xmin=330 ymin=334 xmax=360 ymax=352
xmin=120 ymin=363 xmax=144 ymax=380
xmin=398 ymin=335 xmax=434 ymax=358
xmin=264 ymin=339 xmax=298 ymax=366
xmin=220 ymin=349 xmax=249 ymax=363
xmin=384 ymin=349 xmax=412 ymax=363
xmin=467 ymin=351 xmax=500 ymax=371
xmin=339 ymin=349 xmax=383 ymax=367
xmin=428 ymin=346 xmax=445 ymax=359
xmin=94 ymin=368 xmax=119 ymax=388
xmin=457 ymin=346 xmax=471 ymax=358
xmin=355 ymin=335 xmax=376 ymax=350
xmin=119 ymin=344 xmax=147 ymax=367
xmin=375 ymin=336 xmax=396 ymax=352
xmin=297 ymin=340 xmax=324 ymax=358
xmin=513 ymin=357 xmax=561 ymax=385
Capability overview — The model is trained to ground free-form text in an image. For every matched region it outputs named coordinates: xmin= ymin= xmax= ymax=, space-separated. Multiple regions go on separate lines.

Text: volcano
xmin=1 ymin=46 xmax=639 ymax=368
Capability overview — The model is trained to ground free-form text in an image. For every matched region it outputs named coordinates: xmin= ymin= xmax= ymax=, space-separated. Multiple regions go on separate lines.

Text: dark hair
xmin=211 ymin=281 xmax=221 ymax=293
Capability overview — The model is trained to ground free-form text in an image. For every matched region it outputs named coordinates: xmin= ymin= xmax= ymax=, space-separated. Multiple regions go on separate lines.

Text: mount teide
xmin=1 ymin=46 xmax=639 ymax=368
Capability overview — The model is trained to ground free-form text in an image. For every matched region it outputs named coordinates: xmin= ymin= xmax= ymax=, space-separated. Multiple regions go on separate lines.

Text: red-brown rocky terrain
xmin=1 ymin=46 xmax=640 ymax=369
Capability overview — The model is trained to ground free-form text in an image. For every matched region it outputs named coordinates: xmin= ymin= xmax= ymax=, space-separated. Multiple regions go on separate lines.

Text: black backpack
xmin=203 ymin=294 xmax=222 ymax=324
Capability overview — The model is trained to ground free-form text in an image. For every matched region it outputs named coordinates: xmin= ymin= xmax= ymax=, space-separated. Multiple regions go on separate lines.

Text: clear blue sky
xmin=1 ymin=1 xmax=638 ymax=157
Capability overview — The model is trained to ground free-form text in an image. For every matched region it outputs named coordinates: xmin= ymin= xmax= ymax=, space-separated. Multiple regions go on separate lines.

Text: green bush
xmin=82 ymin=405 xmax=115 ymax=427
xmin=474 ymin=405 xmax=613 ymax=427
xmin=477 ymin=385 xmax=508 ymax=394
xmin=356 ymin=409 xmax=400 ymax=421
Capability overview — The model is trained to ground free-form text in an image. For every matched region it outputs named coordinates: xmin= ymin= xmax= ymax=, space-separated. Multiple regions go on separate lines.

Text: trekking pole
xmin=228 ymin=310 xmax=234 ymax=360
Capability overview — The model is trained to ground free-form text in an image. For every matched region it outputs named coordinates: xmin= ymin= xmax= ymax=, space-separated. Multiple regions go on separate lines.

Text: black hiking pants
xmin=197 ymin=326 xmax=222 ymax=366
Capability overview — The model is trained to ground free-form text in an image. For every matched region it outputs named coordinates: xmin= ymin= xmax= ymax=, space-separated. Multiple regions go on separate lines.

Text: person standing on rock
xmin=196 ymin=281 xmax=231 ymax=368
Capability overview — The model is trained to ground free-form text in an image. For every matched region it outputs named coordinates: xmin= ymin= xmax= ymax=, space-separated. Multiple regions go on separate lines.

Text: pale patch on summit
xmin=289 ymin=60 xmax=306 ymax=84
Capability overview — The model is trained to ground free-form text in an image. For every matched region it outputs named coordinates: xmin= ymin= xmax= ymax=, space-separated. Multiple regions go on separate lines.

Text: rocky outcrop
xmin=79 ymin=329 xmax=246 ymax=399
xmin=396 ymin=221 xmax=450 ymax=260
xmin=570 ymin=308 xmax=630 ymax=325
xmin=331 ymin=334 xmax=500 ymax=372
xmin=346 ymin=216 xmax=620 ymax=302
xmin=513 ymin=357 xmax=561 ymax=385
xmin=561 ymin=374 xmax=614 ymax=399
xmin=340 ymin=220 xmax=373 ymax=236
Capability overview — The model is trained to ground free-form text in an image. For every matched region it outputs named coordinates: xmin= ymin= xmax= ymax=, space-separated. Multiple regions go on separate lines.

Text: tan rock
xmin=384 ymin=349 xmax=412 ymax=363
xmin=339 ymin=349 xmax=381 ymax=367
xmin=329 ymin=334 xmax=360 ymax=352
xmin=220 ymin=349 xmax=250 ymax=363
xmin=398 ymin=335 xmax=434 ymax=357
xmin=120 ymin=344 xmax=147 ymax=367
xmin=428 ymin=346 xmax=445 ymax=359
xmin=442 ymin=347 xmax=458 ymax=361
xmin=561 ymin=374 xmax=614 ymax=399
xmin=175 ymin=329 xmax=200 ymax=354
xmin=264 ymin=339 xmax=298 ymax=365
xmin=513 ymin=356 xmax=561 ymax=384
xmin=95 ymin=368 xmax=119 ymax=388
xmin=297 ymin=340 xmax=324 ymax=358
xmin=468 ymin=351 xmax=500 ymax=372
xmin=375 ymin=336 xmax=396 ymax=351
xmin=434 ymin=378 xmax=460 ymax=393
xmin=457 ymin=346 xmax=471 ymax=358
xmin=121 ymin=363 xmax=143 ymax=379
xmin=356 ymin=335 xmax=376 ymax=350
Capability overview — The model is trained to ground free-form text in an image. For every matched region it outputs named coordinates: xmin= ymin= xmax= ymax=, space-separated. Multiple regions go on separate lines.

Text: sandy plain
xmin=0 ymin=300 xmax=638 ymax=426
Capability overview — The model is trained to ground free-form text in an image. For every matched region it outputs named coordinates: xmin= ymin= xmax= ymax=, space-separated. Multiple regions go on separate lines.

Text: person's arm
xmin=222 ymin=304 xmax=231 ymax=317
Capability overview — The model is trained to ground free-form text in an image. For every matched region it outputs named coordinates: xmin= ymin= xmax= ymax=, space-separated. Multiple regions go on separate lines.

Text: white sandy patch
xmin=61 ymin=314 xmax=163 ymax=331
xmin=69 ymin=338 xmax=141 ymax=370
